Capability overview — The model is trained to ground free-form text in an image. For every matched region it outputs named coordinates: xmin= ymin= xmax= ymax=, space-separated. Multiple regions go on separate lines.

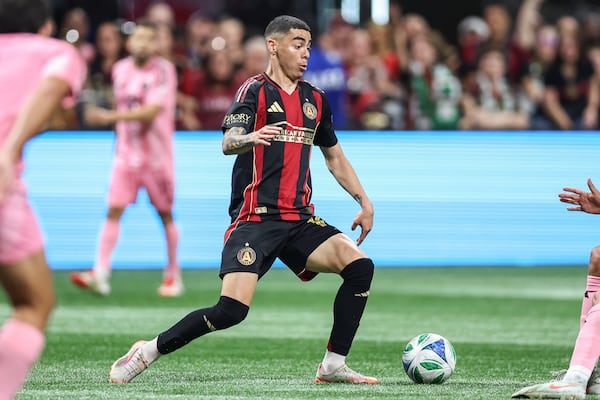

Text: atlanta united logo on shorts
xmin=302 ymin=102 xmax=317 ymax=120
xmin=237 ymin=242 xmax=256 ymax=266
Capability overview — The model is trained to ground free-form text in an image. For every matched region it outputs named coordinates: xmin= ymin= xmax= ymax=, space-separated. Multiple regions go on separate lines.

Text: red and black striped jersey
xmin=222 ymin=73 xmax=338 ymax=223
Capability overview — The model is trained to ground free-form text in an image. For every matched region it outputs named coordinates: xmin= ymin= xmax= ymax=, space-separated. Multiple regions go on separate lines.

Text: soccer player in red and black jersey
xmin=109 ymin=15 xmax=378 ymax=385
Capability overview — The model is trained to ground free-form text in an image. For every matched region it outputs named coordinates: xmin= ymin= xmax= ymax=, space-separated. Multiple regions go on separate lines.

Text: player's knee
xmin=11 ymin=286 xmax=55 ymax=324
xmin=340 ymin=258 xmax=374 ymax=289
xmin=209 ymin=296 xmax=250 ymax=330
xmin=337 ymin=235 xmax=366 ymax=261
xmin=590 ymin=247 xmax=600 ymax=275
xmin=12 ymin=293 xmax=55 ymax=330
xmin=107 ymin=207 xmax=125 ymax=220
xmin=158 ymin=211 xmax=174 ymax=225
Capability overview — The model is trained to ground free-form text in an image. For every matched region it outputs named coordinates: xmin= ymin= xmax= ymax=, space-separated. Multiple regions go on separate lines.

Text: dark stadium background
xmin=50 ymin=0 xmax=600 ymax=46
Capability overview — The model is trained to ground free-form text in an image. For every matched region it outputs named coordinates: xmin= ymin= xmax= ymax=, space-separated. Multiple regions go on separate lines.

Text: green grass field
xmin=0 ymin=266 xmax=591 ymax=399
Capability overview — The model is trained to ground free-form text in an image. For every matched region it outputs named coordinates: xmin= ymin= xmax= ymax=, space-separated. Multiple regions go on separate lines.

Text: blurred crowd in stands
xmin=48 ymin=0 xmax=600 ymax=131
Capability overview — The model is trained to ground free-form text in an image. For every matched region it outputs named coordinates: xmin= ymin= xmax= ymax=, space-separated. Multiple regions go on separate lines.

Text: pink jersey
xmin=0 ymin=33 xmax=86 ymax=160
xmin=112 ymin=56 xmax=176 ymax=170
xmin=0 ymin=33 xmax=86 ymax=265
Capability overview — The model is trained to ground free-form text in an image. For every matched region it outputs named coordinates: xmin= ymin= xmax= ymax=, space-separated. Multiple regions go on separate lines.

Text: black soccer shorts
xmin=219 ymin=216 xmax=341 ymax=281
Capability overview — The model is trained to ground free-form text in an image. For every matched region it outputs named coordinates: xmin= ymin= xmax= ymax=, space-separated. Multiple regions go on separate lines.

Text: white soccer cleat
xmin=109 ymin=340 xmax=150 ymax=383
xmin=70 ymin=270 xmax=110 ymax=296
xmin=511 ymin=381 xmax=586 ymax=399
xmin=157 ymin=276 xmax=184 ymax=297
xmin=553 ymin=368 xmax=600 ymax=395
xmin=314 ymin=363 xmax=380 ymax=384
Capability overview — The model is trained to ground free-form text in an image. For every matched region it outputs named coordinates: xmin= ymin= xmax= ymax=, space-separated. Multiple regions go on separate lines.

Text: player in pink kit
xmin=0 ymin=1 xmax=87 ymax=399
xmin=512 ymin=178 xmax=600 ymax=399
xmin=70 ymin=20 xmax=183 ymax=297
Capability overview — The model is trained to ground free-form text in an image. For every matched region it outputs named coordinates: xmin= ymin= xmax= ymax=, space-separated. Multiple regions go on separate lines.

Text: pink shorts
xmin=0 ymin=179 xmax=44 ymax=265
xmin=107 ymin=161 xmax=175 ymax=212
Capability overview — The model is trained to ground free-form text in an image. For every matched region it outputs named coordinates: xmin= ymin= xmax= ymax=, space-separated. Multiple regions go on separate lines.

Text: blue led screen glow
xmin=22 ymin=131 xmax=600 ymax=269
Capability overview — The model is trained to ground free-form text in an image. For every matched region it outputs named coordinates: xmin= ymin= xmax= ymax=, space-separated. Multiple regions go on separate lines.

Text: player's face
xmin=127 ymin=25 xmax=158 ymax=66
xmin=272 ymin=28 xmax=311 ymax=81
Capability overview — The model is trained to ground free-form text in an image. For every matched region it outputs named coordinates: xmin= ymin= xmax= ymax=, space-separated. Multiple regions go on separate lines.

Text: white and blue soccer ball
xmin=402 ymin=333 xmax=456 ymax=384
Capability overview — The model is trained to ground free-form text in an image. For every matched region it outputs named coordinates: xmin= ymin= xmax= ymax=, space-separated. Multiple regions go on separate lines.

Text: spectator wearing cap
xmin=457 ymin=15 xmax=490 ymax=88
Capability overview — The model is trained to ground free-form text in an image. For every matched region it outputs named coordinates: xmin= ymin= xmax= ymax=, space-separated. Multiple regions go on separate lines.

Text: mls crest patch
xmin=302 ymin=102 xmax=317 ymax=120
xmin=237 ymin=242 xmax=256 ymax=266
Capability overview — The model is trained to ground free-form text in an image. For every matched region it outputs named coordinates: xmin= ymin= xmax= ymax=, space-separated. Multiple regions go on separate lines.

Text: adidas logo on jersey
xmin=267 ymin=101 xmax=284 ymax=113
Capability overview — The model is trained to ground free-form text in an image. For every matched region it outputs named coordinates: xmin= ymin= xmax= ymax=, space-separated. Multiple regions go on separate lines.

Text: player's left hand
xmin=352 ymin=208 xmax=374 ymax=246
xmin=0 ymin=149 xmax=16 ymax=202
xmin=559 ymin=178 xmax=600 ymax=214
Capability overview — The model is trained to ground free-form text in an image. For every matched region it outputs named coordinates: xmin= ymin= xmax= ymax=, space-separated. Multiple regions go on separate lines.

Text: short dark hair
xmin=264 ymin=15 xmax=310 ymax=39
xmin=0 ymin=0 xmax=51 ymax=34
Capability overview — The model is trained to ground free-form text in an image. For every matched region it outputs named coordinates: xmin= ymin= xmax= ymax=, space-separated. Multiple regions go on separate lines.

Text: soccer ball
xmin=402 ymin=333 xmax=456 ymax=384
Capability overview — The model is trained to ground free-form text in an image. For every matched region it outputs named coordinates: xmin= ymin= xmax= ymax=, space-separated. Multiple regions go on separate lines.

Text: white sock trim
xmin=564 ymin=365 xmax=592 ymax=385
xmin=92 ymin=266 xmax=110 ymax=280
xmin=322 ymin=351 xmax=345 ymax=373
xmin=141 ymin=338 xmax=161 ymax=364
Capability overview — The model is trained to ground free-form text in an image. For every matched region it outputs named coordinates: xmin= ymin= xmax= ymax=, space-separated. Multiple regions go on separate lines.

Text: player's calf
xmin=156 ymin=296 xmax=249 ymax=354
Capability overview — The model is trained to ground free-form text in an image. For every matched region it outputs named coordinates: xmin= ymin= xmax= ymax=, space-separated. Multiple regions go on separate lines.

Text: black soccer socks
xmin=328 ymin=258 xmax=374 ymax=356
xmin=157 ymin=296 xmax=249 ymax=354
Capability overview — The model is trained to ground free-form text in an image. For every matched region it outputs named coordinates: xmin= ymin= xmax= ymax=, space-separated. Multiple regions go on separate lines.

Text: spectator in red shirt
xmin=180 ymin=48 xmax=240 ymax=130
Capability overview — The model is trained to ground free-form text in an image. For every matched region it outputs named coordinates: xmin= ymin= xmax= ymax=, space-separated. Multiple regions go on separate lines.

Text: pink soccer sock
xmin=0 ymin=319 xmax=45 ymax=400
xmin=580 ymin=276 xmax=600 ymax=329
xmin=570 ymin=304 xmax=600 ymax=371
xmin=163 ymin=222 xmax=180 ymax=280
xmin=94 ymin=219 xmax=120 ymax=275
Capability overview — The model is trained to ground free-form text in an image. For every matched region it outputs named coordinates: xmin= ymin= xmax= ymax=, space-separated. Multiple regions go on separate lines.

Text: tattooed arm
xmin=320 ymin=143 xmax=374 ymax=245
xmin=222 ymin=125 xmax=282 ymax=155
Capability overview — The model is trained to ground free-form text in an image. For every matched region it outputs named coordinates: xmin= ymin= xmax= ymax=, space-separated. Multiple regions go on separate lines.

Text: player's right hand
xmin=252 ymin=125 xmax=281 ymax=146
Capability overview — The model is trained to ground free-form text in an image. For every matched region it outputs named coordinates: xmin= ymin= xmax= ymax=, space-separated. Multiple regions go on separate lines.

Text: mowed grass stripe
xmin=0 ymin=266 xmax=589 ymax=399
xmin=25 ymin=302 xmax=578 ymax=346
